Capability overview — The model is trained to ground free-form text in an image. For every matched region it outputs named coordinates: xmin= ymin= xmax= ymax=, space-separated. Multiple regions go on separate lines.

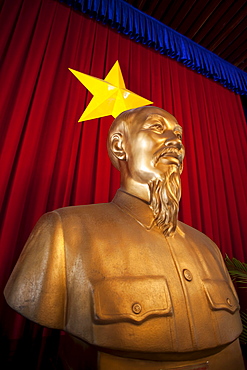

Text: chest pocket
xmin=203 ymin=279 xmax=239 ymax=314
xmin=92 ymin=276 xmax=172 ymax=324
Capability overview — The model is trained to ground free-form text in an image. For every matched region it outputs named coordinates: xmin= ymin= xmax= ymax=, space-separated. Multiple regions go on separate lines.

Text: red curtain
xmin=1 ymin=0 xmax=247 ymax=345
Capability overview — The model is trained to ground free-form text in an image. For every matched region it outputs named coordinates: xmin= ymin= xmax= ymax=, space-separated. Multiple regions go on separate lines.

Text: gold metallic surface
xmin=4 ymin=107 xmax=244 ymax=369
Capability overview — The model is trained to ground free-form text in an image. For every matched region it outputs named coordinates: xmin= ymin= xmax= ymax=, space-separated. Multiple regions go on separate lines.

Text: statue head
xmin=107 ymin=106 xmax=185 ymax=236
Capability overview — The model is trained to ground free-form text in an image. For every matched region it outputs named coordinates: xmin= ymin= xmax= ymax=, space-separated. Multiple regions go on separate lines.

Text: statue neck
xmin=120 ymin=176 xmax=151 ymax=204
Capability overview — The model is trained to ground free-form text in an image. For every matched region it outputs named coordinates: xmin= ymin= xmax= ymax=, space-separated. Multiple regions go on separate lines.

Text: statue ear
xmin=110 ymin=133 xmax=127 ymax=161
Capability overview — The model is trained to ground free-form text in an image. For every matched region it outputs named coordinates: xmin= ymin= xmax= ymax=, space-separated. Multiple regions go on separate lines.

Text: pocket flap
xmin=92 ymin=276 xmax=172 ymax=324
xmin=203 ymin=279 xmax=239 ymax=314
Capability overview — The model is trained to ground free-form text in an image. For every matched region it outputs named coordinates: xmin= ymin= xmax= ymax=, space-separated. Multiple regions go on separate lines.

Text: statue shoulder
xmin=177 ymin=220 xmax=219 ymax=251
xmin=53 ymin=202 xmax=116 ymax=222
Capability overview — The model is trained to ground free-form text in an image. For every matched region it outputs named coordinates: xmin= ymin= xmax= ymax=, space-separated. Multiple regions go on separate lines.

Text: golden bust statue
xmin=4 ymin=107 xmax=244 ymax=369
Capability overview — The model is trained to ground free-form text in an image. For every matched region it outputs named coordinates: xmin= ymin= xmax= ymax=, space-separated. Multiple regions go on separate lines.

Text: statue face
xmin=124 ymin=107 xmax=185 ymax=184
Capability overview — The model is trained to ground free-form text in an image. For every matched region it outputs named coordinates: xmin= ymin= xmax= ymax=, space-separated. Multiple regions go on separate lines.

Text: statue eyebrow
xmin=143 ymin=114 xmax=165 ymax=127
xmin=145 ymin=114 xmax=164 ymax=122
xmin=144 ymin=115 xmax=182 ymax=132
xmin=174 ymin=125 xmax=183 ymax=133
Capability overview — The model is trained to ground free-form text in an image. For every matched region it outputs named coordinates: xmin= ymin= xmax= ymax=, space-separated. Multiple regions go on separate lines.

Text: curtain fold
xmin=1 ymin=0 xmax=247 ymax=346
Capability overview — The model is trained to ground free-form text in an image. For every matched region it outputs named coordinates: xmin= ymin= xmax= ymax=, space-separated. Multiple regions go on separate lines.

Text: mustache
xmin=154 ymin=146 xmax=184 ymax=163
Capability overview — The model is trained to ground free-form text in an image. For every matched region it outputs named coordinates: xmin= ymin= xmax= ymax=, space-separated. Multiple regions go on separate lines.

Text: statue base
xmin=58 ymin=334 xmax=245 ymax=370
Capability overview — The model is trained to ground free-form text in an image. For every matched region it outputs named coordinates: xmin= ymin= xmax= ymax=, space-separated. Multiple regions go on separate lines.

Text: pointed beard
xmin=149 ymin=165 xmax=181 ymax=236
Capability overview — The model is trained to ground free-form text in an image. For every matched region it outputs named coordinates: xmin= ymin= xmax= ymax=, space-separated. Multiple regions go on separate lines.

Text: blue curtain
xmin=60 ymin=0 xmax=247 ymax=96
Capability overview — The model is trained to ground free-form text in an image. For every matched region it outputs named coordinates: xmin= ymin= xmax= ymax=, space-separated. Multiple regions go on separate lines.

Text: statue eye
xmin=175 ymin=131 xmax=182 ymax=140
xmin=150 ymin=123 xmax=164 ymax=132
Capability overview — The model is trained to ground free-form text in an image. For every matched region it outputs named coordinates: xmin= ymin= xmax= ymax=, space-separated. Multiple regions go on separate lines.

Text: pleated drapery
xmin=60 ymin=0 xmax=247 ymax=95
xmin=0 ymin=0 xmax=247 ymax=347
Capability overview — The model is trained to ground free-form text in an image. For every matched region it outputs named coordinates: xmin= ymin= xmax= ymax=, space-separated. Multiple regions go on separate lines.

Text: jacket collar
xmin=112 ymin=189 xmax=155 ymax=230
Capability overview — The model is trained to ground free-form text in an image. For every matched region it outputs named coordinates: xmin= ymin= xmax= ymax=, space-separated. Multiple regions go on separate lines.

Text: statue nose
xmin=164 ymin=133 xmax=182 ymax=149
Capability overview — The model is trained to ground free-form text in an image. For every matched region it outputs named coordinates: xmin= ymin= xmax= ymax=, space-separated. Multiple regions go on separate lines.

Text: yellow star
xmin=69 ymin=61 xmax=153 ymax=122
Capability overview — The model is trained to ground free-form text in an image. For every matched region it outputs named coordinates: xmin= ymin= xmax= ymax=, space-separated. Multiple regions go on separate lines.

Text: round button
xmin=183 ymin=269 xmax=193 ymax=281
xmin=132 ymin=303 xmax=142 ymax=314
xmin=226 ymin=298 xmax=232 ymax=307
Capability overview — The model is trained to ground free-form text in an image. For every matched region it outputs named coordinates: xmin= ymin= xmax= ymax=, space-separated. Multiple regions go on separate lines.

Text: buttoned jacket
xmin=5 ymin=190 xmax=242 ymax=355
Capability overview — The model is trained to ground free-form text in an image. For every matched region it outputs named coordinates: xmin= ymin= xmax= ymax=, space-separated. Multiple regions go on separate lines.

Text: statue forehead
xmin=127 ymin=106 xmax=179 ymax=128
